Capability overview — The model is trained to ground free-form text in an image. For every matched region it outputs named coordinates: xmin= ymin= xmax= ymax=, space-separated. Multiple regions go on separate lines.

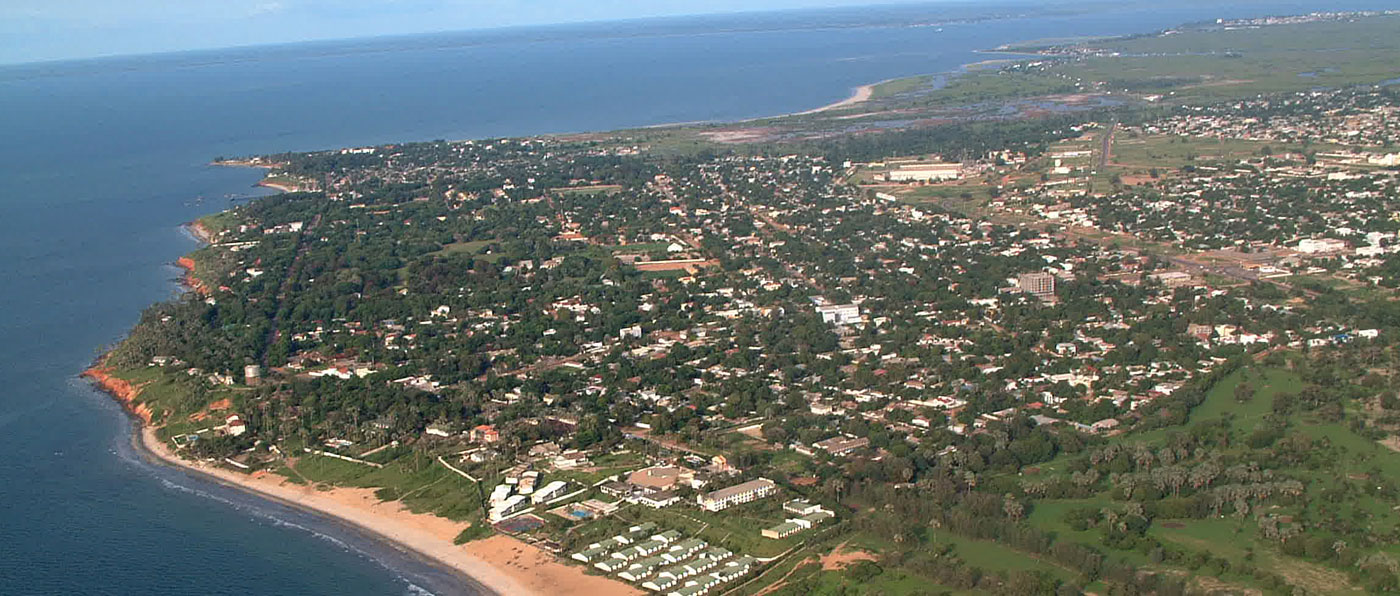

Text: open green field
xmin=289 ymin=450 xmax=485 ymax=521
xmin=922 ymin=531 xmax=1077 ymax=582
xmin=823 ymin=15 xmax=1400 ymax=123
xmin=112 ymin=366 xmax=239 ymax=431
xmin=870 ymin=75 xmax=935 ymax=99
xmin=1191 ymin=367 xmax=1301 ymax=433
xmin=432 ymin=239 xmax=492 ymax=256
xmin=1109 ymin=134 xmax=1347 ymax=170
xmin=1069 ymin=16 xmax=1400 ymax=100
xmin=555 ymin=184 xmax=623 ymax=196
xmin=758 ymin=564 xmax=972 ymax=596
xmin=197 ymin=211 xmax=243 ymax=235
xmin=909 ymin=69 xmax=1079 ymax=106
xmin=550 ymin=452 xmax=647 ymax=486
xmin=260 ymin=174 xmax=306 ymax=190
xmin=899 ymin=183 xmax=999 ymax=203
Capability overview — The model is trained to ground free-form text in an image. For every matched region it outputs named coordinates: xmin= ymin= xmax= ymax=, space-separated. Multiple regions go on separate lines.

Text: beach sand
xmin=134 ymin=425 xmax=637 ymax=596
xmin=257 ymin=179 xmax=299 ymax=192
xmin=799 ymin=83 xmax=876 ymax=115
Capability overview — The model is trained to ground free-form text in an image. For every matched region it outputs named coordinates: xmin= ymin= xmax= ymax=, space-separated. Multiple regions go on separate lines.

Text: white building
xmin=226 ymin=415 xmax=247 ymax=437
xmin=1296 ymin=238 xmax=1347 ymax=254
xmin=489 ymin=483 xmax=512 ymax=506
xmin=698 ymin=478 xmax=778 ymax=512
xmin=489 ymin=494 xmax=530 ymax=522
xmin=1367 ymin=153 xmax=1400 ymax=166
xmin=884 ymin=163 xmax=962 ymax=182
xmin=532 ymin=480 xmax=570 ymax=504
xmin=816 ymin=303 xmax=861 ymax=326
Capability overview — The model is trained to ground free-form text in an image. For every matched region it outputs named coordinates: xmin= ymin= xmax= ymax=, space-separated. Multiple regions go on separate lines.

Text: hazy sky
xmin=0 ymin=0 xmax=937 ymax=65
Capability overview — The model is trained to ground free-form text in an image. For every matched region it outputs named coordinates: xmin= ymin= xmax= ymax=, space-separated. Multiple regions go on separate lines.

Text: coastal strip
xmin=82 ymin=372 xmax=638 ymax=596
xmin=797 ymin=82 xmax=876 ymax=115
xmin=212 ymin=159 xmax=305 ymax=193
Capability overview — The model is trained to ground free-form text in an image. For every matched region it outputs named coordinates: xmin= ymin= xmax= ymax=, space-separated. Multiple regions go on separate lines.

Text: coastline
xmin=83 ymin=367 xmax=639 ymax=596
xmin=92 ymin=42 xmax=1042 ymax=593
xmin=796 ymin=82 xmax=877 ymax=115
xmin=257 ymin=179 xmax=299 ymax=193
xmin=211 ymin=159 xmax=301 ymax=193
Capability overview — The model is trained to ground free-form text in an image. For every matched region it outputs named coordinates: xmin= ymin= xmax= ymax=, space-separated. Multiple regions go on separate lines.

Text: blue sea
xmin=0 ymin=1 xmax=1393 ymax=594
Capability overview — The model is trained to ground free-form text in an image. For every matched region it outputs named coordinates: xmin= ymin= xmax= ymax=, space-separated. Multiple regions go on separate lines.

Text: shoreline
xmin=211 ymin=159 xmax=302 ymax=193
xmin=94 ymin=41 xmax=1045 ymax=594
xmin=796 ymin=82 xmax=877 ymax=115
xmin=124 ymin=422 xmax=493 ymax=596
xmin=257 ymin=179 xmax=300 ymax=192
xmin=84 ymin=366 xmax=639 ymax=596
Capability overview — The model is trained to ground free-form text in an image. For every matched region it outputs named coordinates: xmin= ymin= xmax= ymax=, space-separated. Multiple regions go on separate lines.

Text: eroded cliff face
xmin=82 ymin=367 xmax=152 ymax=423
xmin=175 ymin=257 xmax=210 ymax=296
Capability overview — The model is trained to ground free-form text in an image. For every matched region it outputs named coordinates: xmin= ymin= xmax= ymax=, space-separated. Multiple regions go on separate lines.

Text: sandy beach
xmin=131 ymin=424 xmax=637 ymax=596
xmin=256 ymin=179 xmax=299 ymax=192
xmin=211 ymin=159 xmax=300 ymax=192
xmin=798 ymin=83 xmax=876 ymax=115
xmin=87 ymin=357 xmax=634 ymax=596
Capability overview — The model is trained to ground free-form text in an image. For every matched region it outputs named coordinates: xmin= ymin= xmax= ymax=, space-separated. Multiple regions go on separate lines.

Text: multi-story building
xmin=1017 ymin=272 xmax=1057 ymax=299
xmin=697 ymin=478 xmax=778 ymax=512
xmin=815 ymin=303 xmax=861 ymax=326
xmin=489 ymin=494 xmax=529 ymax=522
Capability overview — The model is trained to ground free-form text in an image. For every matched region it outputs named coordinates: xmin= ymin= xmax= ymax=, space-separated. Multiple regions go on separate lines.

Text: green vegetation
xmin=1089 ymin=16 xmax=1400 ymax=99
xmin=90 ymin=12 xmax=1400 ymax=596
xmin=869 ymin=75 xmax=934 ymax=99
xmin=454 ymin=524 xmax=493 ymax=544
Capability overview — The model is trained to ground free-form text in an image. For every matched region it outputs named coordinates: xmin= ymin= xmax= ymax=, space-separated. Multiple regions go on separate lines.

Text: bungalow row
xmin=617 ymin=540 xmax=712 ymax=582
xmin=571 ymin=523 xmax=657 ymax=563
xmin=641 ymin=549 xmax=733 ymax=591
xmin=659 ymin=556 xmax=758 ymax=596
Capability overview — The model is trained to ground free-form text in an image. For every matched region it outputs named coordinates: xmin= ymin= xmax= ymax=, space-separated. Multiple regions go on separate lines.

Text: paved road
xmin=1099 ymin=121 xmax=1117 ymax=169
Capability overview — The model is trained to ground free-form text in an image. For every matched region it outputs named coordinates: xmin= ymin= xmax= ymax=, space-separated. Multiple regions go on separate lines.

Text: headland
xmin=84 ymin=366 xmax=638 ymax=596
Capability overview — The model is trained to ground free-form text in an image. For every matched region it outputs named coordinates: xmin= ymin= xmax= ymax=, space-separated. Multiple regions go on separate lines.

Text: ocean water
xmin=0 ymin=1 xmax=1392 ymax=594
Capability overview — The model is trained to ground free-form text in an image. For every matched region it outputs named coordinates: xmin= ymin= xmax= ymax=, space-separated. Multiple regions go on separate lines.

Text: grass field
xmin=870 ymin=75 xmax=935 ymax=99
xmin=433 ymin=239 xmax=492 ymax=256
xmin=1065 ymin=16 xmax=1400 ymax=101
xmin=809 ymin=14 xmax=1400 ymax=128
xmin=291 ymin=450 xmax=485 ymax=521
xmin=1108 ymin=134 xmax=1345 ymax=171
xmin=923 ymin=531 xmax=1077 ymax=582
xmin=1191 ymin=367 xmax=1301 ymax=433
xmin=555 ymin=184 xmax=623 ymax=196
xmin=760 ymin=565 xmax=972 ymax=596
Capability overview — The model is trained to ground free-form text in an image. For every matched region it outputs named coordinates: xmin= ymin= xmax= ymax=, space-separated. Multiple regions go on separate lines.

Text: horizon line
xmin=0 ymin=0 xmax=1047 ymax=68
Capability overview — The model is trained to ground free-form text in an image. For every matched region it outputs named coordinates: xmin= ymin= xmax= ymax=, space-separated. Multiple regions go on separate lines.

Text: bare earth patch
xmin=821 ymin=541 xmax=878 ymax=570
xmin=1193 ymin=576 xmax=1262 ymax=595
xmin=752 ymin=557 xmax=819 ymax=596
xmin=1263 ymin=553 xmax=1361 ymax=594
